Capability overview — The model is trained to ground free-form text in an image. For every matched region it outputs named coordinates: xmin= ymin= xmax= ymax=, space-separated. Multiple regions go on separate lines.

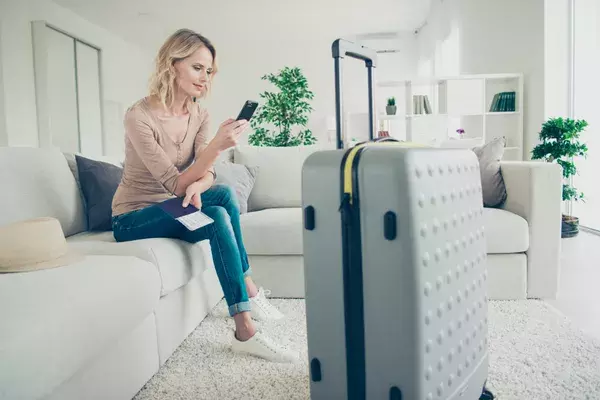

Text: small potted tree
xmin=531 ymin=117 xmax=589 ymax=238
xmin=248 ymin=66 xmax=317 ymax=147
xmin=386 ymin=97 xmax=397 ymax=115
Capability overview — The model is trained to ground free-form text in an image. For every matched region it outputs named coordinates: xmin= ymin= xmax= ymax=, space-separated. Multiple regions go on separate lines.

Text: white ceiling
xmin=54 ymin=0 xmax=433 ymax=51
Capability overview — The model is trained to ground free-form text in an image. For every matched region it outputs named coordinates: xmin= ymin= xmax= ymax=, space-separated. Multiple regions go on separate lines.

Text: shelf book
xmin=489 ymin=92 xmax=516 ymax=112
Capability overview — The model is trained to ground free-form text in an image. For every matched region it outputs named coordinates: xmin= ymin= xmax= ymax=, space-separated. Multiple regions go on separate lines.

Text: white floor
xmin=547 ymin=230 xmax=600 ymax=341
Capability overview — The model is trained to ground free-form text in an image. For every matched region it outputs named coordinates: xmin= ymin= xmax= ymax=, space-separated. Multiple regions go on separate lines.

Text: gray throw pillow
xmin=214 ymin=161 xmax=258 ymax=214
xmin=473 ymin=137 xmax=507 ymax=208
xmin=64 ymin=152 xmax=124 ymax=209
xmin=75 ymin=155 xmax=123 ymax=231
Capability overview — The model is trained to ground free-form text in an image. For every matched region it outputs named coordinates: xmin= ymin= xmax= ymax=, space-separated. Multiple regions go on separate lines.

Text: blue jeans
xmin=112 ymin=184 xmax=251 ymax=317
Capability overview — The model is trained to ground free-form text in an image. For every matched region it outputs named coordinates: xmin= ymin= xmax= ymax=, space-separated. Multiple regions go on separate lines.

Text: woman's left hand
xmin=183 ymin=181 xmax=203 ymax=209
xmin=190 ymin=192 xmax=202 ymax=209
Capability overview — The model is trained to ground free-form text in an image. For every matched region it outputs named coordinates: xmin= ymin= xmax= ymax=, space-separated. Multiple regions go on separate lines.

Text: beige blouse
xmin=111 ymin=97 xmax=211 ymax=216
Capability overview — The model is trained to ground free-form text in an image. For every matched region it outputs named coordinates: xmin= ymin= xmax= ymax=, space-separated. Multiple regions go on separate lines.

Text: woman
xmin=111 ymin=29 xmax=298 ymax=363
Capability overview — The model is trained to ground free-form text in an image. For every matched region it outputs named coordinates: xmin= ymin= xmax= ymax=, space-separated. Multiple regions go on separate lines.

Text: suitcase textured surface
xmin=302 ymin=144 xmax=489 ymax=399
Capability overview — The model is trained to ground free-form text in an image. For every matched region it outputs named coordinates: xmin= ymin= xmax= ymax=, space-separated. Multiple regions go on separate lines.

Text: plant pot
xmin=386 ymin=105 xmax=397 ymax=115
xmin=561 ymin=214 xmax=579 ymax=238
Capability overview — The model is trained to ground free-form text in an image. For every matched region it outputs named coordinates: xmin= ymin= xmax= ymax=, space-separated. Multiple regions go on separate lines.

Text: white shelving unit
xmin=372 ymin=73 xmax=525 ymax=160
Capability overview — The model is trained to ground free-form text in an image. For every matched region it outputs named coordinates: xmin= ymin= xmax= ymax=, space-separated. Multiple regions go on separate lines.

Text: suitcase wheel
xmin=389 ymin=386 xmax=402 ymax=400
xmin=310 ymin=358 xmax=322 ymax=382
xmin=480 ymin=388 xmax=494 ymax=400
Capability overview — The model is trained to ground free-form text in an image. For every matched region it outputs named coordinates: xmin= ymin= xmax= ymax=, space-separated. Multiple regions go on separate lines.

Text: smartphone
xmin=236 ymin=100 xmax=258 ymax=121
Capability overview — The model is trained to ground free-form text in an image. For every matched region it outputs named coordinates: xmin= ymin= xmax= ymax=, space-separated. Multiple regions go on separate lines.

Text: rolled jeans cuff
xmin=229 ymin=301 xmax=251 ymax=317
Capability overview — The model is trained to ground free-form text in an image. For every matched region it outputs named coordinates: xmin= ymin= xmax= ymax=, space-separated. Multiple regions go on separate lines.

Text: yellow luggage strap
xmin=343 ymin=141 xmax=430 ymax=203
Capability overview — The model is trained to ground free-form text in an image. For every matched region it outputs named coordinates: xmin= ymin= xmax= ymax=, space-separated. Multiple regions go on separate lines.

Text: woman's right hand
xmin=210 ymin=118 xmax=249 ymax=151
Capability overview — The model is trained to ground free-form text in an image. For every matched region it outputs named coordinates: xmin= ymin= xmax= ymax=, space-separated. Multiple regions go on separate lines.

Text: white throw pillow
xmin=213 ymin=161 xmax=258 ymax=214
xmin=233 ymin=145 xmax=321 ymax=211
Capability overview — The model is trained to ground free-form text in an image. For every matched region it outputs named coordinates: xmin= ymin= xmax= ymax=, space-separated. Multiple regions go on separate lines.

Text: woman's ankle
xmin=233 ymin=311 xmax=256 ymax=341
xmin=245 ymin=276 xmax=259 ymax=298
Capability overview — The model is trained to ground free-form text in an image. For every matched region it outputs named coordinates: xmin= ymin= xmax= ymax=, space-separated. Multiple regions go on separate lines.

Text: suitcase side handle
xmin=332 ymin=39 xmax=378 ymax=150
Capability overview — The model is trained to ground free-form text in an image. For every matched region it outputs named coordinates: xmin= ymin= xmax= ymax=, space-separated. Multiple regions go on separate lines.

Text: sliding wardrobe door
xmin=32 ymin=21 xmax=104 ymax=156
xmin=45 ymin=27 xmax=79 ymax=153
xmin=0 ymin=20 xmax=7 ymax=147
xmin=75 ymin=41 xmax=103 ymax=155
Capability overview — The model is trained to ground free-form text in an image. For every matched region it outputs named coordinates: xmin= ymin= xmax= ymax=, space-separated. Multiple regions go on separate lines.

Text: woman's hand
xmin=209 ymin=118 xmax=249 ymax=151
xmin=189 ymin=192 xmax=202 ymax=209
xmin=182 ymin=181 xmax=203 ymax=209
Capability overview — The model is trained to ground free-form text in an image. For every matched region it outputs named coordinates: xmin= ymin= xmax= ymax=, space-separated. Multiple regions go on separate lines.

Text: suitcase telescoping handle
xmin=332 ymin=39 xmax=378 ymax=150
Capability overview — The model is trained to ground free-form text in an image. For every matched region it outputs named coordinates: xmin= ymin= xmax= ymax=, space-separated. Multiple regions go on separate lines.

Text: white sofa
xmin=232 ymin=145 xmax=564 ymax=301
xmin=0 ymin=143 xmax=562 ymax=400
xmin=0 ymin=147 xmax=224 ymax=400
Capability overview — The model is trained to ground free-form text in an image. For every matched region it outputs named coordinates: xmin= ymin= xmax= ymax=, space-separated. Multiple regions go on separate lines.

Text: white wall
xmin=353 ymin=33 xmax=418 ymax=142
xmin=544 ymin=0 xmax=571 ymax=120
xmin=49 ymin=0 xmax=429 ymax=147
xmin=197 ymin=33 xmax=331 ymax=146
xmin=544 ymin=0 xmax=571 ymax=217
xmin=12 ymin=0 xmax=429 ymax=150
xmin=352 ymin=33 xmax=419 ymax=107
xmin=0 ymin=0 xmax=152 ymax=157
xmin=415 ymin=0 xmax=547 ymax=158
xmin=417 ymin=0 xmax=461 ymax=77
xmin=198 ymin=30 xmax=418 ymax=146
xmin=458 ymin=0 xmax=545 ymax=159
xmin=572 ymin=0 xmax=600 ymax=229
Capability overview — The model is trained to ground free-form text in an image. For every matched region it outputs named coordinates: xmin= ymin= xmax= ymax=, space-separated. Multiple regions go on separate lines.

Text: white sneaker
xmin=231 ymin=330 xmax=300 ymax=363
xmin=250 ymin=288 xmax=285 ymax=321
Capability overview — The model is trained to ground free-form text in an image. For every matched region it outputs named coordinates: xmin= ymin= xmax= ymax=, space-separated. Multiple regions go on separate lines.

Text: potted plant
xmin=248 ymin=66 xmax=317 ymax=147
xmin=386 ymin=97 xmax=397 ymax=115
xmin=531 ymin=117 xmax=589 ymax=238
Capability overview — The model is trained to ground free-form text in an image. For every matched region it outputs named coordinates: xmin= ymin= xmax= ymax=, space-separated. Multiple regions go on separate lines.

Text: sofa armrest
xmin=499 ymin=161 xmax=563 ymax=299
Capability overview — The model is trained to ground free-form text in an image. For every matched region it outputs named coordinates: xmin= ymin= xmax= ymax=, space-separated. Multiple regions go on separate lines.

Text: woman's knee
xmin=205 ymin=206 xmax=232 ymax=232
xmin=213 ymin=184 xmax=240 ymax=210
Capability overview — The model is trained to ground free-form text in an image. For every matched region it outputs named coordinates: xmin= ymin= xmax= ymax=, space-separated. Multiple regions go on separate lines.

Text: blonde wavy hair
xmin=148 ymin=29 xmax=218 ymax=109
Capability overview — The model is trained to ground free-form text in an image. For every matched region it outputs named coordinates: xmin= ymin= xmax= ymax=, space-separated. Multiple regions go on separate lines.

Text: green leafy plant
xmin=387 ymin=97 xmax=396 ymax=106
xmin=531 ymin=117 xmax=589 ymax=205
xmin=248 ymin=67 xmax=317 ymax=147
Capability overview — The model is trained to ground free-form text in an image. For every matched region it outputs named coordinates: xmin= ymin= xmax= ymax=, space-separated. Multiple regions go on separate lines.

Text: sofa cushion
xmin=473 ymin=137 xmax=508 ymax=208
xmin=0 ymin=147 xmax=87 ymax=236
xmin=484 ymin=207 xmax=529 ymax=253
xmin=67 ymin=231 xmax=214 ymax=296
xmin=214 ymin=160 xmax=258 ymax=214
xmin=63 ymin=152 xmax=124 ymax=195
xmin=240 ymin=208 xmax=303 ymax=255
xmin=0 ymin=255 xmax=160 ymax=400
xmin=438 ymin=138 xmax=508 ymax=208
xmin=233 ymin=145 xmax=321 ymax=211
xmin=240 ymin=207 xmax=527 ymax=256
xmin=75 ymin=155 xmax=123 ymax=231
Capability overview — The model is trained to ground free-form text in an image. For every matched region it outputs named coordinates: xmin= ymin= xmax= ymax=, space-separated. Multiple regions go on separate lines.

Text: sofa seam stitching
xmin=148 ymin=247 xmax=165 ymax=294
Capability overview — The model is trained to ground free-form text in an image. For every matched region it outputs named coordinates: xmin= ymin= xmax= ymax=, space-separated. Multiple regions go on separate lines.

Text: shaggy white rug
xmin=133 ymin=300 xmax=600 ymax=400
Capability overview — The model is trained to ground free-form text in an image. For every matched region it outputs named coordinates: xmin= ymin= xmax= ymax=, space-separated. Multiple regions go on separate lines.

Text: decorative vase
xmin=386 ymin=105 xmax=397 ymax=115
xmin=561 ymin=214 xmax=579 ymax=238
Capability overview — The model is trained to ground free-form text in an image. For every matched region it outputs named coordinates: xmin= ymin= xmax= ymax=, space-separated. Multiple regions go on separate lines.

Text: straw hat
xmin=0 ymin=217 xmax=84 ymax=273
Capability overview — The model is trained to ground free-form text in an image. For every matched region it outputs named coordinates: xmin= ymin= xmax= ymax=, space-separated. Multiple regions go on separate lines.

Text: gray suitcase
xmin=301 ymin=39 xmax=493 ymax=400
